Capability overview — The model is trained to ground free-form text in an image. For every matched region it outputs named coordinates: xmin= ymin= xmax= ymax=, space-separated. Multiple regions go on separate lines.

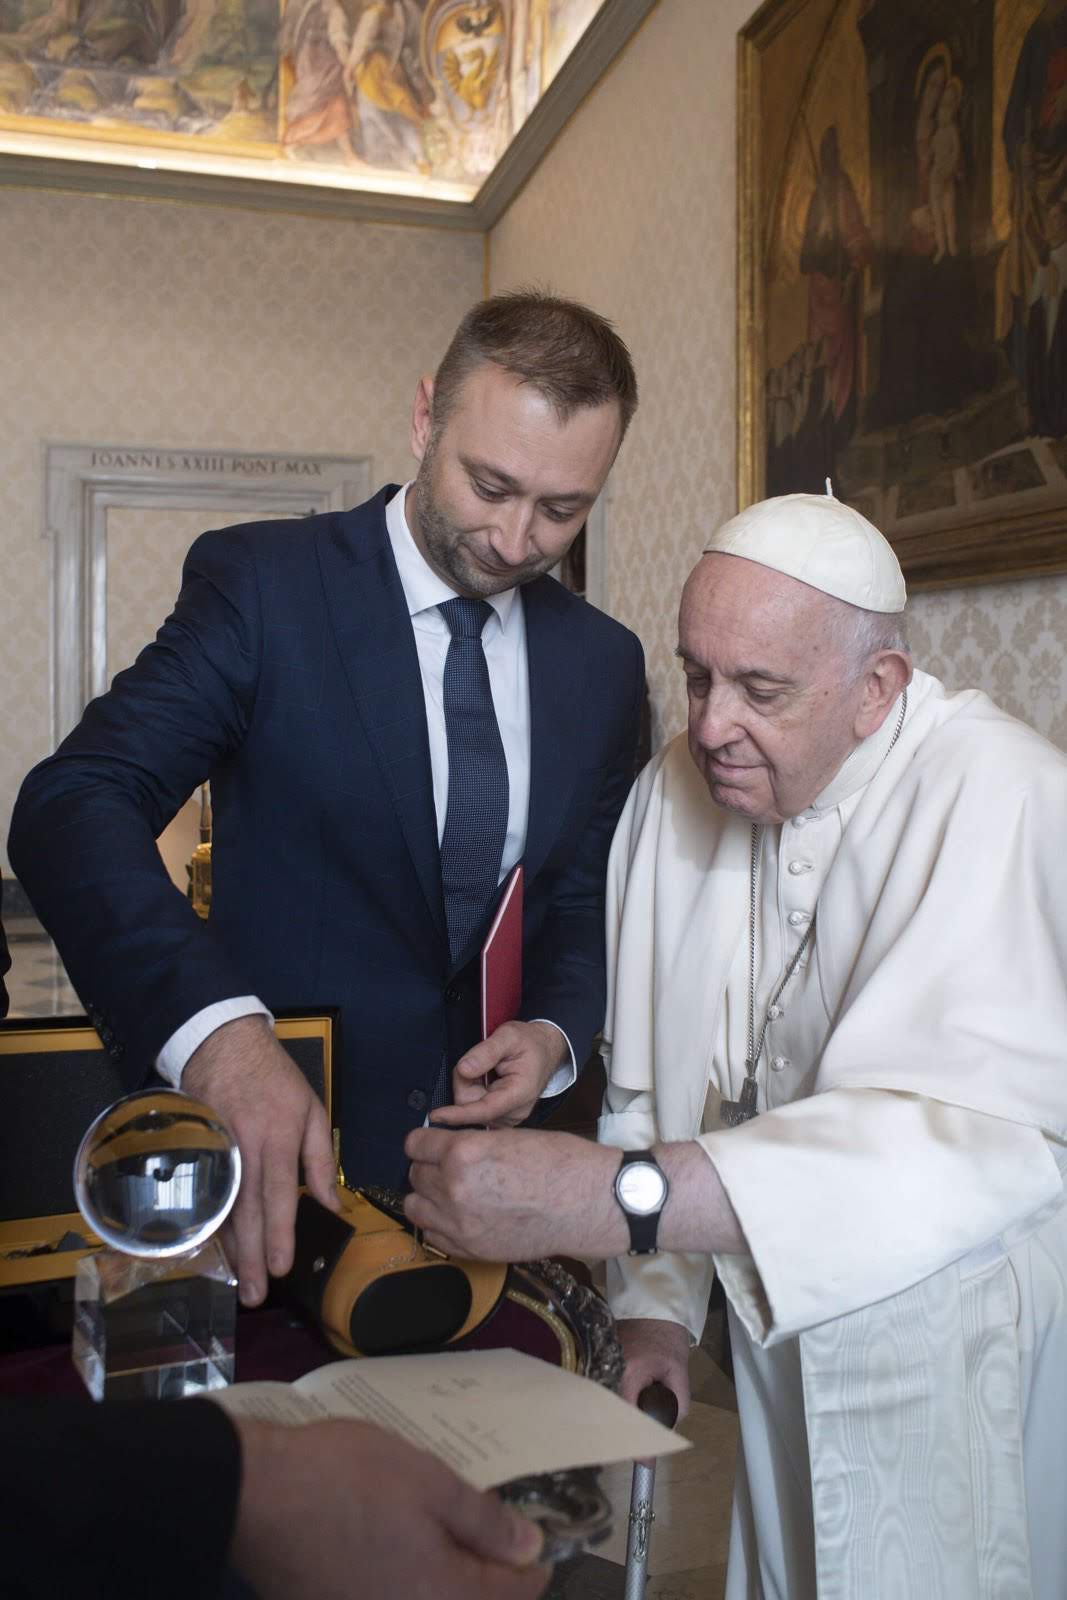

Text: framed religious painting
xmin=738 ymin=0 xmax=1067 ymax=589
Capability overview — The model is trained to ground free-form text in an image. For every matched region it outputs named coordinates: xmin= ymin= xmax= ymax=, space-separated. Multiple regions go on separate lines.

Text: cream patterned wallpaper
xmin=490 ymin=0 xmax=767 ymax=750
xmin=0 ymin=190 xmax=482 ymax=871
xmin=908 ymin=577 xmax=1067 ymax=752
xmin=489 ymin=0 xmax=1067 ymax=755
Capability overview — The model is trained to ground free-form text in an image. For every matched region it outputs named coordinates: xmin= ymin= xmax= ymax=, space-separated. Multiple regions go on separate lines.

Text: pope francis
xmin=406 ymin=493 xmax=1067 ymax=1600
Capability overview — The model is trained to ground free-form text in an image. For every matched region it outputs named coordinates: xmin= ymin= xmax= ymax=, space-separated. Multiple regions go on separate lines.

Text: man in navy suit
xmin=9 ymin=292 xmax=644 ymax=1307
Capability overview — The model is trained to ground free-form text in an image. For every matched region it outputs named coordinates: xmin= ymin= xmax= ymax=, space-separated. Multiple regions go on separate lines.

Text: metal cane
xmin=622 ymin=1381 xmax=679 ymax=1600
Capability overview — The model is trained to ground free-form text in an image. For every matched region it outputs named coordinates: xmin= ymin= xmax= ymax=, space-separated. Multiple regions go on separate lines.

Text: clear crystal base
xmin=73 ymin=1236 xmax=237 ymax=1402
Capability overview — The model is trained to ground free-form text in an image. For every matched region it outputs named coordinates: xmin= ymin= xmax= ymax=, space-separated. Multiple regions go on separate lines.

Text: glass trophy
xmin=71 ymin=1089 xmax=241 ymax=1402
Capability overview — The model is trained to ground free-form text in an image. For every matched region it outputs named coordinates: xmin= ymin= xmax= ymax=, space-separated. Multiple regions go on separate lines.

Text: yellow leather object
xmin=313 ymin=1186 xmax=507 ymax=1360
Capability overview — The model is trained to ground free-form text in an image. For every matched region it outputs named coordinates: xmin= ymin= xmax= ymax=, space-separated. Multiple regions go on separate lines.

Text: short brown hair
xmin=432 ymin=290 xmax=638 ymax=439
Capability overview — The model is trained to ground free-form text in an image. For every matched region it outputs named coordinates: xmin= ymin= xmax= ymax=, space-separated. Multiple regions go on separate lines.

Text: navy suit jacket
xmin=9 ymin=487 xmax=644 ymax=1187
xmin=0 ymin=869 xmax=10 ymax=1018
xmin=2 ymin=1397 xmax=240 ymax=1598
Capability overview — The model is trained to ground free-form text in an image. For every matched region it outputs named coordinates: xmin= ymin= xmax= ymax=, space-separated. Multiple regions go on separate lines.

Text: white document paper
xmin=211 ymin=1347 xmax=688 ymax=1490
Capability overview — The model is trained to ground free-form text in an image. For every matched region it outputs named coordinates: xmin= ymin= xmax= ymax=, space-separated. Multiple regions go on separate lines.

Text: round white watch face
xmin=617 ymin=1162 xmax=666 ymax=1215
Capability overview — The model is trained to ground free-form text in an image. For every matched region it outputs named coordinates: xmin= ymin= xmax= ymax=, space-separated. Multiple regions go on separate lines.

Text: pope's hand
xmin=404 ymin=1127 xmax=622 ymax=1262
xmin=427 ymin=1020 xmax=570 ymax=1129
xmin=617 ymin=1318 xmax=691 ymax=1422
xmin=182 ymin=1014 xmax=340 ymax=1306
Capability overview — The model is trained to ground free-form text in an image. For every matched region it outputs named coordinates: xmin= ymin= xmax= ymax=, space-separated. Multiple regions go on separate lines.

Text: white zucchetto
xmin=703 ymin=493 xmax=907 ymax=614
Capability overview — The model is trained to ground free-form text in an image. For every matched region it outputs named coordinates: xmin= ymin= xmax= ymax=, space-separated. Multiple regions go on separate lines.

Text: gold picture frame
xmin=738 ymin=0 xmax=1067 ymax=591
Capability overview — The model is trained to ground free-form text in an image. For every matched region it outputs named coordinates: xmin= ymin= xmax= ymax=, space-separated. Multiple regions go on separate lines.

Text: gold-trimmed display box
xmin=0 ymin=1009 xmax=339 ymax=1289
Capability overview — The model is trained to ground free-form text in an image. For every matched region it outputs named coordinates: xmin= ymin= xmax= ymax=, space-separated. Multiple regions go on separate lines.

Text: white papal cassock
xmin=598 ymin=669 xmax=1067 ymax=1600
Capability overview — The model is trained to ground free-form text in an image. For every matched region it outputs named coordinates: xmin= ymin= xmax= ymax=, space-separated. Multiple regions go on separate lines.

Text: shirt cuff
xmin=531 ymin=1019 xmax=577 ymax=1097
xmin=155 ymin=997 xmax=273 ymax=1087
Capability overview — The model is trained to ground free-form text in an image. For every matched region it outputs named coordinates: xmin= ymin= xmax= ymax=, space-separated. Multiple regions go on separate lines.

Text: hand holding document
xmin=212 ymin=1347 xmax=688 ymax=1491
xmin=434 ymin=867 xmax=568 ymax=1128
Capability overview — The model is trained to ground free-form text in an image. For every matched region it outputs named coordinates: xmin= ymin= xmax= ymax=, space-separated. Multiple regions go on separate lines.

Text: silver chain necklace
xmin=720 ymin=686 xmax=908 ymax=1127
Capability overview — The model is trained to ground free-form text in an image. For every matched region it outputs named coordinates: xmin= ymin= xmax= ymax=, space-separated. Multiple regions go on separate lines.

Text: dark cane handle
xmin=637 ymin=1380 xmax=679 ymax=1431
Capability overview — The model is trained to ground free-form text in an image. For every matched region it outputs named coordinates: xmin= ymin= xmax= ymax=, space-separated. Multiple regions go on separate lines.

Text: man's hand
xmin=428 ymin=1021 xmax=570 ymax=1129
xmin=404 ymin=1127 xmax=625 ymax=1261
xmin=182 ymin=1014 xmax=339 ymax=1306
xmin=617 ymin=1318 xmax=691 ymax=1422
xmin=231 ymin=1416 xmax=548 ymax=1600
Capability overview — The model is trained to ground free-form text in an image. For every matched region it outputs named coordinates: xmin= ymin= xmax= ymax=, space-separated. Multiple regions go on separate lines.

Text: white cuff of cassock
xmin=701 ymin=1087 xmax=1062 ymax=1347
xmin=531 ymin=1019 xmax=577 ymax=1097
xmin=155 ymin=997 xmax=274 ymax=1087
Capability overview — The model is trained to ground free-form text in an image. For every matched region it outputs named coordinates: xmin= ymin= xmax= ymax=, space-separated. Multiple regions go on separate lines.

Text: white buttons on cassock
xmin=787 ymin=859 xmax=813 ymax=875
xmin=792 ymin=814 xmax=809 ymax=828
xmin=767 ymin=1004 xmax=782 ymax=1020
xmin=788 ymin=910 xmax=810 ymax=927
xmin=771 ymin=1055 xmax=790 ymax=1072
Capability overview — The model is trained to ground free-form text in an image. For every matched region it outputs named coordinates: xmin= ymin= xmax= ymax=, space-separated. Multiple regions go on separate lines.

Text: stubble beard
xmin=412 ymin=473 xmax=496 ymax=596
xmin=411 ymin=444 xmax=555 ymax=598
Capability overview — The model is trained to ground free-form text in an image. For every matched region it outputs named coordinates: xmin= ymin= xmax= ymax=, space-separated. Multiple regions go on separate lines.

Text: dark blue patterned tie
xmin=437 ymin=597 xmax=510 ymax=969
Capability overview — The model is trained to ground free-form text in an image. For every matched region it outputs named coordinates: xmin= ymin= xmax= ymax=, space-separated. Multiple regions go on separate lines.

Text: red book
xmin=481 ymin=865 xmax=523 ymax=1040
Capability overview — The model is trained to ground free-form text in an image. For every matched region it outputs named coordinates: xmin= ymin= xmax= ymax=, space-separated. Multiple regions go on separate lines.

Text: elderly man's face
xmin=678 ymin=553 xmax=869 ymax=825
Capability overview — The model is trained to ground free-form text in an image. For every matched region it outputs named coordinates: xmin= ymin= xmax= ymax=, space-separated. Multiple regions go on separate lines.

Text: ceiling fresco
xmin=0 ymin=0 xmax=613 ymax=205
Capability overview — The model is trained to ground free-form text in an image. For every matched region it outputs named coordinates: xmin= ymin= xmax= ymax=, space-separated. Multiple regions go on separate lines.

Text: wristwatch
xmin=613 ymin=1149 xmax=669 ymax=1256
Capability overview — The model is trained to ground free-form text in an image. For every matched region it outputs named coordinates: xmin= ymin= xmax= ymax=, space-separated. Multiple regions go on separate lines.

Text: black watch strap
xmin=615 ymin=1148 xmax=668 ymax=1256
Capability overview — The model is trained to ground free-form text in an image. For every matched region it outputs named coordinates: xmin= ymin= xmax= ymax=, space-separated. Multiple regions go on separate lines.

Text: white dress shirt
xmin=387 ymin=482 xmax=530 ymax=878
xmin=157 ymin=484 xmax=574 ymax=1094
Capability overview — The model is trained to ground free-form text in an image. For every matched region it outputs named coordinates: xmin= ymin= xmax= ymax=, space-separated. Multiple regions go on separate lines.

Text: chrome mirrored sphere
xmin=74 ymin=1089 xmax=241 ymax=1259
